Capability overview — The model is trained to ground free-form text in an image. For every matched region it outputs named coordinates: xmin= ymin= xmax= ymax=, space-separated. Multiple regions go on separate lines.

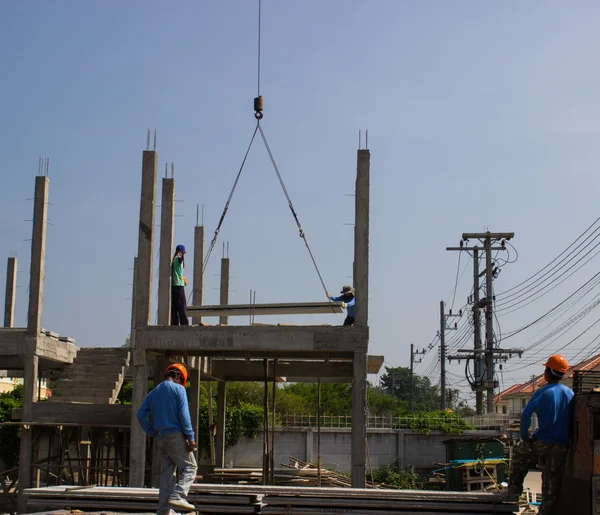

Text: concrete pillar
xmin=305 ymin=428 xmax=315 ymax=463
xmin=353 ymin=150 xmax=370 ymax=327
xmin=396 ymin=431 xmax=405 ymax=468
xmin=215 ymin=381 xmax=226 ymax=467
xmin=219 ymin=258 xmax=230 ymax=326
xmin=189 ymin=362 xmax=201 ymax=460
xmin=27 ymin=176 xmax=49 ymax=335
xmin=351 ymin=350 xmax=367 ymax=488
xmin=4 ymin=257 xmax=17 ymax=327
xmin=17 ymin=354 xmax=39 ymax=513
xmin=192 ymin=225 xmax=205 ymax=325
xmin=129 ymin=149 xmax=157 ymax=487
xmin=157 ymin=178 xmax=175 ymax=326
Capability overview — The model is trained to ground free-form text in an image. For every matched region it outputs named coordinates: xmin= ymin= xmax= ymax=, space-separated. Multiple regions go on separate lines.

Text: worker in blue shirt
xmin=508 ymin=354 xmax=573 ymax=515
xmin=327 ymin=285 xmax=356 ymax=326
xmin=137 ymin=363 xmax=197 ymax=514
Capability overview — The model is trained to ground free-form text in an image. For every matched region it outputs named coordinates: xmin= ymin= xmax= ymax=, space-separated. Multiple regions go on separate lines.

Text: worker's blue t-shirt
xmin=520 ymin=383 xmax=574 ymax=445
xmin=136 ymin=380 xmax=195 ymax=441
xmin=330 ymin=295 xmax=356 ymax=317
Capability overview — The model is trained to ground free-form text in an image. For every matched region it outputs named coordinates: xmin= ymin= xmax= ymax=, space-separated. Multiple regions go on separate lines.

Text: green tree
xmin=122 ymin=335 xmax=131 ymax=348
xmin=0 ymin=386 xmax=23 ymax=470
xmin=380 ymin=366 xmax=441 ymax=413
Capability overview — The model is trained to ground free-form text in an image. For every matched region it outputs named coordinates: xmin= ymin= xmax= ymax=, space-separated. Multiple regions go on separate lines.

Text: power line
xmin=496 ymin=215 xmax=600 ymax=298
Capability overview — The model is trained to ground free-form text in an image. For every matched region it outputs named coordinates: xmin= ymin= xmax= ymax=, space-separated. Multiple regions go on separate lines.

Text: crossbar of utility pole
xmin=446 ymin=247 xmax=507 ymax=251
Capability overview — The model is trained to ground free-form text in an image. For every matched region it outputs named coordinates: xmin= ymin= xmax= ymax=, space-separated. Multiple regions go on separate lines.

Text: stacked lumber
xmin=24 ymin=484 xmax=517 ymax=515
xmin=24 ymin=485 xmax=261 ymax=514
xmin=203 ymin=457 xmax=370 ymax=488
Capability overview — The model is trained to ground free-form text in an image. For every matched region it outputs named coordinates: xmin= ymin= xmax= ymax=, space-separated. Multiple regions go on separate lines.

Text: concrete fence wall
xmin=217 ymin=428 xmax=498 ymax=473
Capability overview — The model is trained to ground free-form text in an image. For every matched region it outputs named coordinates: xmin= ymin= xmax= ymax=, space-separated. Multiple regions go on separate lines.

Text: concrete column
xmin=189 ymin=362 xmax=201 ymax=460
xmin=129 ymin=149 xmax=157 ymax=487
xmin=27 ymin=176 xmax=49 ymax=335
xmin=17 ymin=354 xmax=39 ymax=513
xmin=351 ymin=351 xmax=367 ymax=488
xmin=157 ymin=178 xmax=175 ymax=326
xmin=305 ymin=428 xmax=315 ymax=463
xmin=192 ymin=225 xmax=205 ymax=325
xmin=215 ymin=381 xmax=226 ymax=467
xmin=396 ymin=431 xmax=405 ymax=468
xmin=353 ymin=150 xmax=370 ymax=327
xmin=219 ymin=258 xmax=230 ymax=326
xmin=4 ymin=257 xmax=17 ymax=327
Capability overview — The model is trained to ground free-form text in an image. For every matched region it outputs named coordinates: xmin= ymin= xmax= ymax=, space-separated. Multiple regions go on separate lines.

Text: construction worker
xmin=507 ymin=354 xmax=573 ymax=515
xmin=137 ymin=363 xmax=197 ymax=514
xmin=171 ymin=244 xmax=189 ymax=326
xmin=327 ymin=285 xmax=355 ymax=326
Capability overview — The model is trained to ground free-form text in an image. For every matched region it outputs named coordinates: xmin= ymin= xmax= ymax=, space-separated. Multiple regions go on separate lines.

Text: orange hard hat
xmin=544 ymin=354 xmax=568 ymax=374
xmin=166 ymin=363 xmax=188 ymax=387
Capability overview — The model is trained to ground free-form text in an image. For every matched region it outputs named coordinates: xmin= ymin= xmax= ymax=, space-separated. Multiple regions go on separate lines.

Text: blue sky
xmin=2 ymin=1 xmax=600 ymax=401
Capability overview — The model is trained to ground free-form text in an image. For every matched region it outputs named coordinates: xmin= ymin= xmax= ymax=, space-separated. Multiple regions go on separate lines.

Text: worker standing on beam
xmin=171 ymin=244 xmax=189 ymax=325
xmin=137 ymin=363 xmax=197 ymax=514
xmin=327 ymin=285 xmax=356 ymax=326
xmin=507 ymin=354 xmax=573 ymax=515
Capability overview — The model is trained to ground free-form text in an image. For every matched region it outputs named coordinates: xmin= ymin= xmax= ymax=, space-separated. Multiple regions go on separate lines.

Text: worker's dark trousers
xmin=171 ymin=286 xmax=189 ymax=326
xmin=508 ymin=439 xmax=568 ymax=515
xmin=343 ymin=316 xmax=355 ymax=326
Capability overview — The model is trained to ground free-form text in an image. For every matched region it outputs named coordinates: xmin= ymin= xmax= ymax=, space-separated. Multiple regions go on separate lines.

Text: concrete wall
xmin=214 ymin=428 xmax=498 ymax=473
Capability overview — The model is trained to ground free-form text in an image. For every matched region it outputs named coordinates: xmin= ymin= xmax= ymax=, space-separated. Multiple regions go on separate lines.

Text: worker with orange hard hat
xmin=507 ymin=354 xmax=574 ymax=515
xmin=137 ymin=363 xmax=197 ymax=514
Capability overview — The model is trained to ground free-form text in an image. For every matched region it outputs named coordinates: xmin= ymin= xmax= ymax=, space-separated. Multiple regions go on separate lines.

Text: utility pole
xmin=447 ymin=231 xmax=520 ymax=414
xmin=439 ymin=301 xmax=460 ymax=411
xmin=409 ymin=344 xmax=425 ymax=414
xmin=484 ymin=234 xmax=495 ymax=414
xmin=472 ymin=247 xmax=483 ymax=414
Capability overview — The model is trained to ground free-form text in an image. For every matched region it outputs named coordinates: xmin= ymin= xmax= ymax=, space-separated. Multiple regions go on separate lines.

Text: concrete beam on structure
xmin=4 ymin=256 xmax=17 ymax=327
xmin=136 ymin=325 xmax=369 ymax=356
xmin=187 ymin=302 xmax=344 ymax=318
xmin=12 ymin=402 xmax=131 ymax=426
xmin=157 ymin=177 xmax=175 ymax=326
xmin=27 ymin=176 xmax=49 ymax=335
xmin=0 ymin=329 xmax=78 ymax=363
xmin=367 ymin=355 xmax=384 ymax=375
xmin=210 ymin=360 xmax=353 ymax=381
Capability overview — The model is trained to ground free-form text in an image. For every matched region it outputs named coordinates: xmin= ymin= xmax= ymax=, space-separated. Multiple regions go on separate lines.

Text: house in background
xmin=0 ymin=371 xmax=50 ymax=398
xmin=495 ymin=353 xmax=600 ymax=419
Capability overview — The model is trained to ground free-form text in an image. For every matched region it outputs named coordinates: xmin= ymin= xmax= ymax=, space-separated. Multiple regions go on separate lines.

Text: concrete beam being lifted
xmin=186 ymin=302 xmax=344 ymax=318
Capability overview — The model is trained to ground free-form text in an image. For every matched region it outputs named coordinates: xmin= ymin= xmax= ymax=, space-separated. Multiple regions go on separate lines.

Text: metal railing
xmin=275 ymin=414 xmax=473 ymax=431
xmin=274 ymin=413 xmax=515 ymax=431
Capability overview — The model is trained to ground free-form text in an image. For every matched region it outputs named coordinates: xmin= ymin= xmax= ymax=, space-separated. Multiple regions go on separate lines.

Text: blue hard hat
xmin=176 ymin=244 xmax=186 ymax=253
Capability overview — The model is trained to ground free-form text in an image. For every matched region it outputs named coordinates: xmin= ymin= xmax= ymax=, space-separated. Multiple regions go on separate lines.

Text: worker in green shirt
xmin=171 ymin=244 xmax=189 ymax=326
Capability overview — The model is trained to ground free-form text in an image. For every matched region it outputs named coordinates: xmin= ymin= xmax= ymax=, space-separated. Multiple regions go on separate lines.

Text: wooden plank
xmin=187 ymin=302 xmax=344 ymax=317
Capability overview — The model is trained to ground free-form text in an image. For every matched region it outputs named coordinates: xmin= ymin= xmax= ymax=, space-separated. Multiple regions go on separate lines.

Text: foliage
xmin=196 ymin=400 xmax=263 ymax=460
xmin=117 ymin=380 xmax=154 ymax=404
xmin=368 ymin=460 xmax=441 ymax=490
xmin=122 ymin=335 xmax=131 ymax=348
xmin=367 ymin=385 xmax=408 ymax=416
xmin=0 ymin=386 xmax=23 ymax=470
xmin=396 ymin=410 xmax=473 ymax=435
xmin=278 ymin=383 xmax=352 ymax=416
xmin=380 ymin=366 xmax=441 ymax=413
